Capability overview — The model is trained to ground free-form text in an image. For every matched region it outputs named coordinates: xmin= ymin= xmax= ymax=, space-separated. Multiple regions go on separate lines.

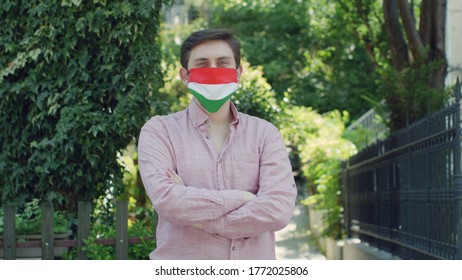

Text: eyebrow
xmin=193 ymin=56 xmax=233 ymax=62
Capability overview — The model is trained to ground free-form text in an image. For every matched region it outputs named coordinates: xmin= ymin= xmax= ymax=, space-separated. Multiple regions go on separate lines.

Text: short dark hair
xmin=180 ymin=29 xmax=241 ymax=69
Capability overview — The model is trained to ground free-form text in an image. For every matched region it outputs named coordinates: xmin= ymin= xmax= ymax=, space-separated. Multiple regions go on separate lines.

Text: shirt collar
xmin=229 ymin=101 xmax=240 ymax=126
xmin=189 ymin=98 xmax=240 ymax=127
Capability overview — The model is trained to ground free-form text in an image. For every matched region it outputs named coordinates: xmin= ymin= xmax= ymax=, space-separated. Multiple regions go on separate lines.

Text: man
xmin=138 ymin=29 xmax=297 ymax=260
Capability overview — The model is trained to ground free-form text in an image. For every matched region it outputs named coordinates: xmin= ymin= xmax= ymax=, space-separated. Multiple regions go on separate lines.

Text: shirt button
xmin=232 ymin=246 xmax=236 ymax=251
xmin=206 ymin=135 xmax=211 ymax=139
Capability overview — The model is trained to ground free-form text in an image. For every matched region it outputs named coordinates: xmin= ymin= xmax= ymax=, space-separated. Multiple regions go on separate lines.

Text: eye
xmin=219 ymin=60 xmax=230 ymax=67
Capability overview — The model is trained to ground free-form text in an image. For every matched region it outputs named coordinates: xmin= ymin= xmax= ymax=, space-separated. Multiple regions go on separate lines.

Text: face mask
xmin=187 ymin=67 xmax=238 ymax=113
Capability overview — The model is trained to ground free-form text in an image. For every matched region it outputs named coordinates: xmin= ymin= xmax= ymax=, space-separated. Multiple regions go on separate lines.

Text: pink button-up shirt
xmin=138 ymin=99 xmax=297 ymax=260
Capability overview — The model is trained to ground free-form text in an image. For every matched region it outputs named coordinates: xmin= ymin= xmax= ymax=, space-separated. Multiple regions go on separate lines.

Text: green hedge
xmin=0 ymin=0 xmax=169 ymax=208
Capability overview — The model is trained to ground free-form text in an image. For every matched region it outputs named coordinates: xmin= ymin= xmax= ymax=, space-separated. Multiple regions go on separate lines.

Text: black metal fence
xmin=342 ymin=79 xmax=462 ymax=259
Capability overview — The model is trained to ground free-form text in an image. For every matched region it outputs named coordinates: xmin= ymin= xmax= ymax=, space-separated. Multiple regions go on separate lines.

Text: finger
xmin=167 ymin=168 xmax=178 ymax=178
xmin=169 ymin=170 xmax=180 ymax=181
xmin=167 ymin=168 xmax=184 ymax=185
xmin=192 ymin=223 xmax=203 ymax=229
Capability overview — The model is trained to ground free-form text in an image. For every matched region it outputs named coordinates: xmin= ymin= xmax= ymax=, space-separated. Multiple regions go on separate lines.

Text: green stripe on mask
xmin=188 ymin=88 xmax=233 ymax=113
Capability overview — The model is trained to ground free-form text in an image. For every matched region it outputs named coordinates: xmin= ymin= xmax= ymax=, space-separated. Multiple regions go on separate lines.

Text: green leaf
xmin=29 ymin=48 xmax=41 ymax=61
xmin=61 ymin=0 xmax=72 ymax=7
xmin=71 ymin=0 xmax=82 ymax=7
xmin=30 ymin=141 xmax=38 ymax=148
xmin=76 ymin=18 xmax=85 ymax=32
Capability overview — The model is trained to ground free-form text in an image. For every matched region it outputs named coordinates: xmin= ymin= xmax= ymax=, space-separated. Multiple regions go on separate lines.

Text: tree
xmin=208 ymin=0 xmax=380 ymax=120
xmin=209 ymin=0 xmax=312 ymax=96
xmin=384 ymin=0 xmax=446 ymax=80
xmin=0 ymin=0 xmax=169 ymax=209
xmin=339 ymin=0 xmax=448 ymax=130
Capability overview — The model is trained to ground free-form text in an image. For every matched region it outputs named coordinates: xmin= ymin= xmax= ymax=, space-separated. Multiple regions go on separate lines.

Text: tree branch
xmin=397 ymin=0 xmax=426 ymax=63
xmin=352 ymin=29 xmax=377 ymax=67
xmin=418 ymin=0 xmax=431 ymax=46
xmin=383 ymin=0 xmax=409 ymax=70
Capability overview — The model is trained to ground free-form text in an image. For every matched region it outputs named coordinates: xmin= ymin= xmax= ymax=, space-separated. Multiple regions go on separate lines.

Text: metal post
xmin=453 ymin=77 xmax=462 ymax=260
xmin=404 ymin=126 xmax=412 ymax=259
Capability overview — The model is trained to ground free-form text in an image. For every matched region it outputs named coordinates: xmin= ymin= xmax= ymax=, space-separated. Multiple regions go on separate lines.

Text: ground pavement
xmin=275 ymin=203 xmax=326 ymax=260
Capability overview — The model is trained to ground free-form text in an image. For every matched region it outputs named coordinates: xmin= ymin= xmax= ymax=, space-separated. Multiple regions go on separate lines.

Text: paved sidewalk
xmin=275 ymin=203 xmax=326 ymax=260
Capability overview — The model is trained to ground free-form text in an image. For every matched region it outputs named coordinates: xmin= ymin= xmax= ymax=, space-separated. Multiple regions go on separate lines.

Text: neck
xmin=196 ymin=98 xmax=233 ymax=125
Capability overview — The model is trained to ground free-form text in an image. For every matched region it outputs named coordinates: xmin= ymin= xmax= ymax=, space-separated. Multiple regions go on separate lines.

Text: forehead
xmin=188 ymin=40 xmax=234 ymax=62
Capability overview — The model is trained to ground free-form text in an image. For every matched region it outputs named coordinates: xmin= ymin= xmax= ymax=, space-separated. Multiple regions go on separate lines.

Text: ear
xmin=179 ymin=67 xmax=189 ymax=86
xmin=236 ymin=65 xmax=244 ymax=82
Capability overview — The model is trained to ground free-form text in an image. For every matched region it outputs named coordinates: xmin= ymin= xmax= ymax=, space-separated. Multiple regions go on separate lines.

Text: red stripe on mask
xmin=188 ymin=67 xmax=237 ymax=84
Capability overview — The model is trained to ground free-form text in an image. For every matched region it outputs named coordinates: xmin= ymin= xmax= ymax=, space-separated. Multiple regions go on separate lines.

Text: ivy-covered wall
xmin=0 ymin=0 xmax=168 ymax=209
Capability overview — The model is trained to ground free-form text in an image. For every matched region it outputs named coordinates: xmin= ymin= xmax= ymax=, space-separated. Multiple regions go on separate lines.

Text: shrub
xmin=0 ymin=199 xmax=71 ymax=235
xmin=0 ymin=0 xmax=169 ymax=208
xmin=280 ymin=106 xmax=357 ymax=239
xmin=62 ymin=217 xmax=155 ymax=260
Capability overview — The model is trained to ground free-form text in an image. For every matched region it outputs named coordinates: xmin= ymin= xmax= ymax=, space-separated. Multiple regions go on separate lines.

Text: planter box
xmin=307 ymin=205 xmax=326 ymax=238
xmin=325 ymin=237 xmax=344 ymax=260
xmin=305 ymin=205 xmax=327 ymax=253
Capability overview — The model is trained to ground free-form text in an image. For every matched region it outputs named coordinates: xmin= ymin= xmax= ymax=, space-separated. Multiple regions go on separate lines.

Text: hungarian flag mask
xmin=187 ymin=67 xmax=239 ymax=113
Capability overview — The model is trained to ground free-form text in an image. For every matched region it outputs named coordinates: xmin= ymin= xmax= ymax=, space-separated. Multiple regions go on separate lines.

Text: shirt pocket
xmin=177 ymin=157 xmax=216 ymax=188
xmin=223 ymin=152 xmax=260 ymax=193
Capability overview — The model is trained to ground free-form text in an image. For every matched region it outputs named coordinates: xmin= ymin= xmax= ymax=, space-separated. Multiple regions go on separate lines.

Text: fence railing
xmin=346 ymin=102 xmax=389 ymax=150
xmin=342 ymin=79 xmax=462 ymax=259
xmin=0 ymin=200 xmax=156 ymax=260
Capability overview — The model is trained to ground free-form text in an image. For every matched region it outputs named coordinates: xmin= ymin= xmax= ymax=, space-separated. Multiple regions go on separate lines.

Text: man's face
xmin=180 ymin=40 xmax=242 ymax=85
xmin=188 ymin=40 xmax=236 ymax=69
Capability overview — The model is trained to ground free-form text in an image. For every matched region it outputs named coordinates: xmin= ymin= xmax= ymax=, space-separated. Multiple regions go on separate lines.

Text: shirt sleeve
xmin=138 ymin=117 xmax=246 ymax=226
xmin=200 ymin=124 xmax=297 ymax=239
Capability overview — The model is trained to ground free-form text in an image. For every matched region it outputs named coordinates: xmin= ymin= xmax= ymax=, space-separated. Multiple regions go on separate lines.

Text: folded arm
xmin=138 ymin=117 xmax=250 ymax=226
xmin=198 ymin=124 xmax=297 ymax=239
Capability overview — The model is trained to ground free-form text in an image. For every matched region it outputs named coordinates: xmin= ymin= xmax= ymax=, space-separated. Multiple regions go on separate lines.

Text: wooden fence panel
xmin=3 ymin=204 xmax=16 ymax=260
xmin=77 ymin=201 xmax=91 ymax=260
xmin=1 ymin=199 xmax=153 ymax=260
xmin=41 ymin=202 xmax=54 ymax=260
xmin=115 ymin=200 xmax=128 ymax=260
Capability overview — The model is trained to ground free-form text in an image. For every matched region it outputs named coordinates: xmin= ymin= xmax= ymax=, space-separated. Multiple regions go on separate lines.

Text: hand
xmin=243 ymin=191 xmax=257 ymax=203
xmin=191 ymin=223 xmax=203 ymax=230
xmin=167 ymin=168 xmax=185 ymax=185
